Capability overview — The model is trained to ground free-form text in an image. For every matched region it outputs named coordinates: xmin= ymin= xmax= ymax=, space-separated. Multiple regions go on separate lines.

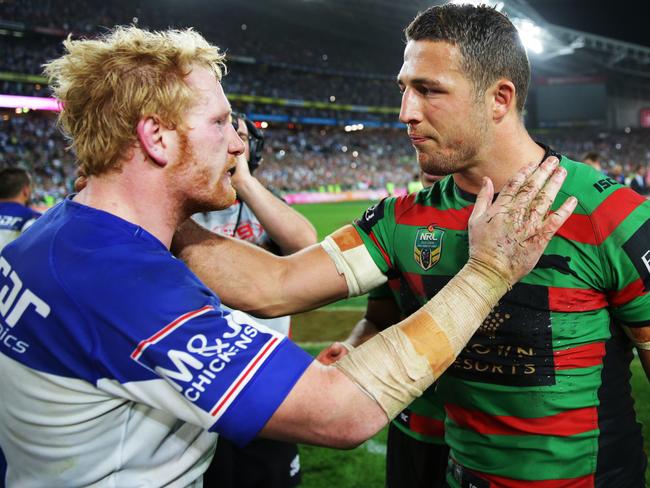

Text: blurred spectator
xmin=582 ymin=151 xmax=603 ymax=173
xmin=629 ymin=164 xmax=649 ymax=195
xmin=609 ymin=164 xmax=625 ymax=184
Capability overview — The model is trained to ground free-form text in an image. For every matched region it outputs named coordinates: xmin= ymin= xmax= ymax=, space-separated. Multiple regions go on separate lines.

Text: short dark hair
xmin=0 ymin=167 xmax=32 ymax=199
xmin=405 ymin=4 xmax=530 ymax=112
xmin=582 ymin=152 xmax=600 ymax=162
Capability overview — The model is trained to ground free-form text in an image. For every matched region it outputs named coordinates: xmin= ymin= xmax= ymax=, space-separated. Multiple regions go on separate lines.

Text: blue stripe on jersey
xmin=0 ymin=198 xmax=311 ymax=445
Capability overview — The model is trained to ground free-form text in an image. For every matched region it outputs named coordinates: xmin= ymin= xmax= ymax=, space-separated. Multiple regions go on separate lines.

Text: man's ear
xmin=20 ymin=184 xmax=31 ymax=204
xmin=136 ymin=115 xmax=170 ymax=167
xmin=490 ymin=79 xmax=516 ymax=121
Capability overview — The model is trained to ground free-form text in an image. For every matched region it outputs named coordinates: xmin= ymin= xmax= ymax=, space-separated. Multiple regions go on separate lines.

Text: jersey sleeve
xmin=57 ymin=245 xmax=312 ymax=446
xmin=599 ymin=188 xmax=650 ymax=329
xmin=351 ymin=198 xmax=398 ymax=275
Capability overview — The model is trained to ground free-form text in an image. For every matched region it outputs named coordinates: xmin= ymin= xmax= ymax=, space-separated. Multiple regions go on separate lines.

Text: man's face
xmin=398 ymin=40 xmax=490 ymax=176
xmin=169 ymin=66 xmax=245 ymax=214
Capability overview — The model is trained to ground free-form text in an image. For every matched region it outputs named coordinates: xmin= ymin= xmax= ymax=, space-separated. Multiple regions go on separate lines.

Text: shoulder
xmin=46 ymin=204 xmax=215 ymax=313
xmin=558 ymin=156 xmax=649 ymax=246
xmin=560 ymin=157 xmax=642 ymax=213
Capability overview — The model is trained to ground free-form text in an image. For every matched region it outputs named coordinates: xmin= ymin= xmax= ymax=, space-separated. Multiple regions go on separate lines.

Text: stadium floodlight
xmin=513 ymin=18 xmax=544 ymax=54
xmin=0 ymin=94 xmax=60 ymax=111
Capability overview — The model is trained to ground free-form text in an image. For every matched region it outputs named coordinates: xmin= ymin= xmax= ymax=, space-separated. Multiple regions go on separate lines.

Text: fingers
xmin=511 ymin=156 xmax=559 ymax=208
xmin=541 ymin=195 xmax=578 ymax=237
xmin=496 ymin=159 xmax=541 ymax=203
xmin=527 ymin=165 xmax=568 ymax=220
xmin=470 ymin=177 xmax=494 ymax=221
xmin=315 ymin=342 xmax=349 ymax=365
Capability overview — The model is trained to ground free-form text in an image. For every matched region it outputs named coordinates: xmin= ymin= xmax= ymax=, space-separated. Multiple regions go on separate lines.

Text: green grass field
xmin=290 ymin=200 xmax=650 ymax=487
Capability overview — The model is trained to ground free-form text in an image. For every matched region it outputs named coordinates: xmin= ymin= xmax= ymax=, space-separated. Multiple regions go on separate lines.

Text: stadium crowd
xmin=1 ymin=36 xmax=399 ymax=107
xmin=2 ymin=112 xmax=650 ymax=203
xmin=1 ymin=0 xmax=650 ymax=202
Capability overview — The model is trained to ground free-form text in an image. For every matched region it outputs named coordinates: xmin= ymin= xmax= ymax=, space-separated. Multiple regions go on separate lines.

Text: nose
xmin=228 ymin=123 xmax=246 ymax=156
xmin=399 ymin=88 xmax=422 ymax=126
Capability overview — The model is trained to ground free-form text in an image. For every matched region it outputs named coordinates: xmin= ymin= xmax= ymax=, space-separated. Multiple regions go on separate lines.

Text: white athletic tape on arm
xmin=321 ymin=233 xmax=386 ymax=297
xmin=335 ymin=257 xmax=510 ymax=419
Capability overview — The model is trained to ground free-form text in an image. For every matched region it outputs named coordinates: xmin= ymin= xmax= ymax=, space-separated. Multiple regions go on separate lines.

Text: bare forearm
xmin=236 ymin=177 xmax=317 ymax=254
xmin=172 ymin=219 xmax=347 ymax=316
xmin=261 ymin=361 xmax=387 ymax=448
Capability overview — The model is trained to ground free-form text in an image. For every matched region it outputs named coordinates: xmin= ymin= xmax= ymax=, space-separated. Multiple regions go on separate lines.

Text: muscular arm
xmin=233 ymin=154 xmax=317 ymax=254
xmin=172 ymin=220 xmax=348 ymax=317
xmin=261 ymin=361 xmax=386 ymax=448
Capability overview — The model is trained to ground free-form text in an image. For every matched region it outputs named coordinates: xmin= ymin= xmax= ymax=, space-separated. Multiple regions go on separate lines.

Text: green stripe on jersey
xmin=447 ymin=428 xmax=597 ymax=481
xmin=438 ymin=365 xmax=602 ymax=417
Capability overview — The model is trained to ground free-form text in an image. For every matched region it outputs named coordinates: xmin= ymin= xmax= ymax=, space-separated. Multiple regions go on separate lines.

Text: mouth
xmin=226 ymin=165 xmax=236 ymax=177
xmin=409 ymin=134 xmax=429 ymax=145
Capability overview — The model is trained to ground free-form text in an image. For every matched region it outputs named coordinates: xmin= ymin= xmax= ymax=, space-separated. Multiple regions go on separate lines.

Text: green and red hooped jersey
xmin=368 ymin=284 xmax=446 ymax=445
xmin=352 ymin=151 xmax=650 ymax=487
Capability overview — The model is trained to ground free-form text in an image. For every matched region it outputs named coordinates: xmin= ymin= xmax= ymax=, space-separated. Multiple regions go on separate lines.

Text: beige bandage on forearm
xmin=335 ymin=257 xmax=511 ymax=419
xmin=321 ymin=225 xmax=387 ymax=297
xmin=622 ymin=325 xmax=650 ymax=350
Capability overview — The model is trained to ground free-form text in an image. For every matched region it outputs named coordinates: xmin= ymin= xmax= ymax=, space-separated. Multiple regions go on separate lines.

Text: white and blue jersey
xmin=0 ymin=202 xmax=40 ymax=252
xmin=0 ymin=197 xmax=312 ymax=487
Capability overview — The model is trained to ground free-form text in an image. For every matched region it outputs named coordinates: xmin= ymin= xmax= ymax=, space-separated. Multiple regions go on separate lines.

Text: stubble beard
xmin=417 ymin=109 xmax=488 ymax=176
xmin=174 ymin=132 xmax=236 ymax=217
xmin=416 ymin=143 xmax=477 ymax=177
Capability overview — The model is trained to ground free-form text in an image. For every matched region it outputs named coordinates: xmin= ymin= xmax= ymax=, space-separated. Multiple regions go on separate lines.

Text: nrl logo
xmin=414 ymin=225 xmax=444 ymax=270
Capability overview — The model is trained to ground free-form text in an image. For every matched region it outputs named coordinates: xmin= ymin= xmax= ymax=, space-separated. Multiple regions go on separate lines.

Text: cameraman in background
xmin=195 ymin=113 xmax=317 ymax=488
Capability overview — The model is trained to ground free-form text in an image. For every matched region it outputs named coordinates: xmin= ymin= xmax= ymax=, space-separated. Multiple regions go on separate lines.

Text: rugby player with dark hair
xmin=176 ymin=4 xmax=649 ymax=486
xmin=0 ymin=168 xmax=40 ymax=252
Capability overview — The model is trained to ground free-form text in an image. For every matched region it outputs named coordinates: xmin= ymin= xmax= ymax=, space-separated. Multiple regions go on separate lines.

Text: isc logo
xmin=0 ymin=256 xmax=50 ymax=328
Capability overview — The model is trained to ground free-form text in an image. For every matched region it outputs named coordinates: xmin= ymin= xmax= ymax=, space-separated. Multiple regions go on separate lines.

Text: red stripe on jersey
xmin=210 ymin=336 xmax=280 ymax=417
xmin=393 ymin=192 xmax=417 ymax=219
xmin=131 ymin=305 xmax=214 ymax=360
xmin=368 ymin=231 xmax=393 ymax=269
xmin=445 ymin=403 xmax=598 ymax=437
xmin=475 ymin=469 xmax=595 ymax=488
xmin=556 ymin=188 xmax=645 ymax=245
xmin=395 ymin=202 xmax=473 ymax=230
xmin=553 ymin=342 xmax=605 ymax=370
xmin=595 ymin=188 xmax=646 ymax=242
xmin=403 ymin=271 xmax=426 ymax=297
xmin=548 ymin=287 xmax=607 ymax=312
xmin=556 ymin=214 xmax=596 ymax=245
xmin=608 ymin=278 xmax=647 ymax=307
xmin=409 ymin=412 xmax=445 ymax=438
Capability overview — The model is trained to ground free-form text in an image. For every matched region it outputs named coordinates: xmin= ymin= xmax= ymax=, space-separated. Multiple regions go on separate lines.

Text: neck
xmin=0 ymin=197 xmax=27 ymax=205
xmin=452 ymin=121 xmax=546 ymax=195
xmin=74 ymin=160 xmax=183 ymax=249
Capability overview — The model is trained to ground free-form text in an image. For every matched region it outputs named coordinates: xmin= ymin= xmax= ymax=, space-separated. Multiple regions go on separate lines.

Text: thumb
xmin=471 ymin=177 xmax=494 ymax=219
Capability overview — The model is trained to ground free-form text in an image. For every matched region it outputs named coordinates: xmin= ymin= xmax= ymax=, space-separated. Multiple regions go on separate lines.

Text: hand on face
xmin=230 ymin=153 xmax=253 ymax=190
xmin=467 ymin=157 xmax=577 ymax=285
